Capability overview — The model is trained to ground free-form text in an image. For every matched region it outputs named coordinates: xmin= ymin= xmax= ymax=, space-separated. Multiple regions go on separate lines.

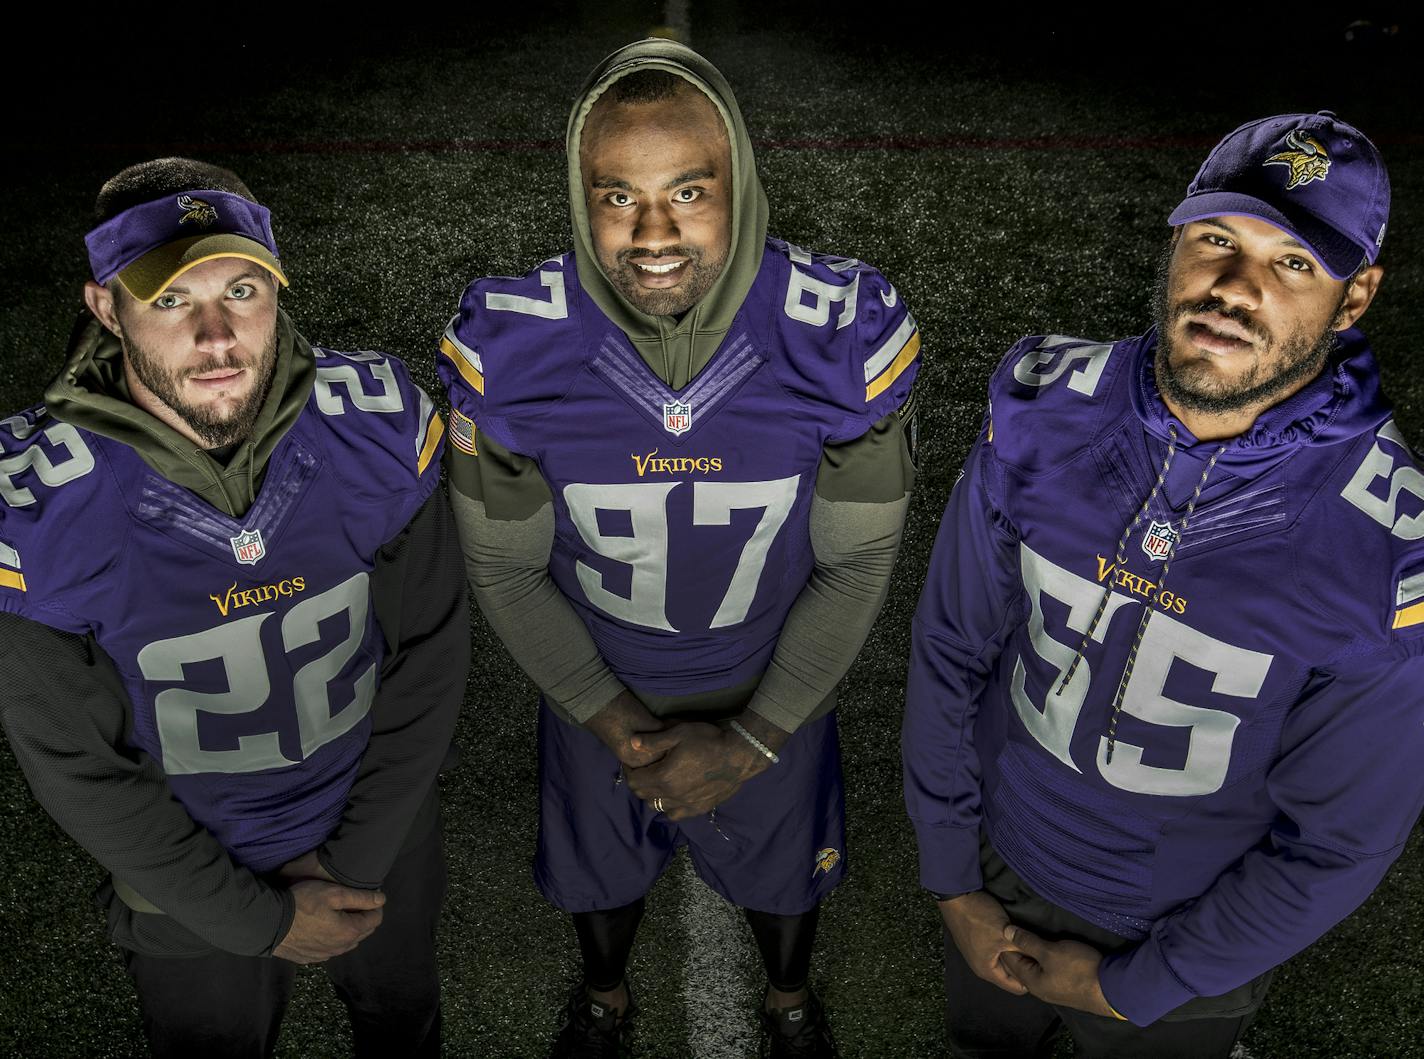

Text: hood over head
xmin=567 ymin=38 xmax=770 ymax=389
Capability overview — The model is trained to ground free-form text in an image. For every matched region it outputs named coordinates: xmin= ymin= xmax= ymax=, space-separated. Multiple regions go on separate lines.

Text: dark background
xmin=1 ymin=5 xmax=1420 ymax=1056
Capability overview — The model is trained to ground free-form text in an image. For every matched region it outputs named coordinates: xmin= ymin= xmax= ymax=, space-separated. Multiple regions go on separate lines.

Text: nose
xmin=192 ymin=300 xmax=239 ymax=357
xmin=632 ymin=201 xmax=679 ymax=251
xmin=1208 ymin=256 xmax=1264 ymax=312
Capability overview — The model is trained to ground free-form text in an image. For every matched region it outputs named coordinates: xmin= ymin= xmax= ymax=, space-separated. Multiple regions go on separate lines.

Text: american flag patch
xmin=451 ymin=409 xmax=477 ymax=456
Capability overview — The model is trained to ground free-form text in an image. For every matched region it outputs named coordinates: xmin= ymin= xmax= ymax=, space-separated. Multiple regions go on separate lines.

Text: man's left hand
xmin=625 ymin=716 xmax=782 ymax=820
xmin=997 ymin=926 xmax=1118 ymax=1019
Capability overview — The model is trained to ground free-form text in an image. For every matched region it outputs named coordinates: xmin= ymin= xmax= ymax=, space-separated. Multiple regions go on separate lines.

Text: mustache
xmin=1172 ymin=297 xmax=1269 ymax=343
xmin=181 ymin=355 xmax=251 ymax=379
xmin=616 ymin=245 xmax=701 ymax=264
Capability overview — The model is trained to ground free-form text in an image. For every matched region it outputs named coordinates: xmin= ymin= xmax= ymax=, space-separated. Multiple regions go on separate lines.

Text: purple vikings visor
xmin=84 ymin=189 xmax=289 ymax=302
xmin=1168 ymin=112 xmax=1390 ymax=281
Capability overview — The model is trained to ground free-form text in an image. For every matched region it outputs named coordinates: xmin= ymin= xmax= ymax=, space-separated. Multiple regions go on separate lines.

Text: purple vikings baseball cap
xmin=84 ymin=189 xmax=289 ymax=302
xmin=1168 ymin=111 xmax=1390 ymax=281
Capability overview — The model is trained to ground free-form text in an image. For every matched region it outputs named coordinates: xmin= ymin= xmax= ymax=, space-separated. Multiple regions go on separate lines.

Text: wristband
xmin=729 ymin=719 xmax=780 ymax=764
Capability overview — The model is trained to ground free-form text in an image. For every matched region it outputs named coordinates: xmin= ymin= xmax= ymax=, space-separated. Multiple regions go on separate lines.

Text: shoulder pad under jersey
xmin=0 ymin=405 xmax=112 ymax=630
xmin=437 ymin=253 xmax=582 ymax=456
xmin=309 ymin=348 xmax=443 ymax=514
xmin=765 ymin=238 xmax=922 ymax=442
xmin=985 ymin=332 xmax=1133 ymax=474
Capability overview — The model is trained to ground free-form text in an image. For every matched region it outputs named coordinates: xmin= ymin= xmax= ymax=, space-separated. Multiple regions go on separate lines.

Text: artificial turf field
xmin=1 ymin=6 xmax=1421 ymax=1057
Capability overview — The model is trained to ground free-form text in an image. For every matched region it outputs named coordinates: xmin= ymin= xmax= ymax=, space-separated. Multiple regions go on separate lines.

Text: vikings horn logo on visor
xmin=1264 ymin=130 xmax=1331 ymax=190
xmin=177 ymin=194 xmax=219 ymax=228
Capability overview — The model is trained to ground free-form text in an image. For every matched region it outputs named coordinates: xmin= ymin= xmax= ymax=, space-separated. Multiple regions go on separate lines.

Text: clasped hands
xmin=271 ymin=850 xmax=386 ymax=966
xmin=585 ymin=690 xmax=786 ymax=821
xmin=940 ymin=890 xmax=1117 ymax=1019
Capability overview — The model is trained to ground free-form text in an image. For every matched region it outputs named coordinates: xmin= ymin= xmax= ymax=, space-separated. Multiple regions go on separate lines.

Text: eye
xmin=1203 ymin=232 xmax=1234 ymax=249
xmin=1282 ymin=256 xmax=1313 ymax=273
xmin=673 ymin=187 xmax=702 ymax=203
xmin=228 ymin=283 xmax=256 ymax=300
xmin=153 ymin=293 xmax=183 ymax=310
xmin=607 ymin=192 xmax=633 ymax=208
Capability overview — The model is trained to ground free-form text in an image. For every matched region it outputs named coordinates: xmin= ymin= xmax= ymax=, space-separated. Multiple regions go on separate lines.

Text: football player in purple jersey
xmin=904 ymin=112 xmax=1422 ymax=1057
xmin=0 ymin=159 xmax=468 ymax=1057
xmin=438 ymin=39 xmax=920 ymax=1059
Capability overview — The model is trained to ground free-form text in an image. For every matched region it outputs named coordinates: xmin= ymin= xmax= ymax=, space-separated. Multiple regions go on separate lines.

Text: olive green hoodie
xmin=566 ymin=38 xmax=770 ymax=389
xmin=43 ymin=309 xmax=316 ymax=519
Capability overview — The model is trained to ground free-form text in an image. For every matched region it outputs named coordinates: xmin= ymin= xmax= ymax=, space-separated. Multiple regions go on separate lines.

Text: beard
xmin=122 ymin=325 xmax=279 ymax=449
xmin=1151 ymin=241 xmax=1344 ymax=417
xmin=601 ymin=242 xmax=727 ymax=317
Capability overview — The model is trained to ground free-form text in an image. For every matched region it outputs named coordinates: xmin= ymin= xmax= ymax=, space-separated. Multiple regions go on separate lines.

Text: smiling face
xmin=580 ymin=81 xmax=732 ymax=317
xmin=84 ymin=256 xmax=280 ymax=448
xmin=1153 ymin=214 xmax=1383 ymax=439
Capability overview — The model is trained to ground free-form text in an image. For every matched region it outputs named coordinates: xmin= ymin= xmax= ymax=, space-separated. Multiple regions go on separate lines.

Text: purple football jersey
xmin=0 ymin=350 xmax=443 ymax=872
xmin=904 ymin=330 xmax=1424 ymax=1024
xmin=438 ymin=239 xmax=919 ymax=697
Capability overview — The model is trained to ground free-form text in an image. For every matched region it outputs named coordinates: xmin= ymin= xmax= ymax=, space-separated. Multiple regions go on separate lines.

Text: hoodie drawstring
xmin=1054 ymin=425 xmax=1228 ymax=764
xmin=246 ymin=439 xmax=257 ymax=509
xmin=1102 ymin=439 xmax=1225 ymax=762
xmin=1058 ymin=426 xmax=1181 ymax=694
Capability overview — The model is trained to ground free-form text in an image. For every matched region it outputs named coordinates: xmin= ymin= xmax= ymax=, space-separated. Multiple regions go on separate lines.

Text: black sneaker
xmin=549 ymin=981 xmax=637 ymax=1059
xmin=759 ymin=988 xmax=839 ymax=1059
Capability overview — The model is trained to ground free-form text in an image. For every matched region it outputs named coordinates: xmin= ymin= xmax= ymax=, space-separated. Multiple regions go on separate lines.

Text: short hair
xmin=94 ymin=158 xmax=255 ymax=223
xmin=603 ymin=69 xmax=689 ymax=106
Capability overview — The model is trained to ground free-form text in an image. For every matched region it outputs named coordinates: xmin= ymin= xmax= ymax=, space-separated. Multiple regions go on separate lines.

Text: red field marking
xmin=16 ymin=133 xmax=1424 ymax=155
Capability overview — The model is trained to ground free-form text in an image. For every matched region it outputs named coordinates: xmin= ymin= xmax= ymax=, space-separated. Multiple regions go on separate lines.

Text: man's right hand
xmin=939 ymin=890 xmax=1028 ymax=996
xmin=581 ymin=689 xmax=668 ymax=768
xmin=272 ymin=880 xmax=387 ymax=965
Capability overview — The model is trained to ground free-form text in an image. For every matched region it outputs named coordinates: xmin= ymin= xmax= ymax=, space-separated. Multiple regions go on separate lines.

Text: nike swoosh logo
xmin=880 ymin=286 xmax=898 ymax=308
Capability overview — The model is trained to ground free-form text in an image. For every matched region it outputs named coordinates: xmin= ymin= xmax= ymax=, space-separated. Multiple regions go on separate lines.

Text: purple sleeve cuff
xmin=1098 ymin=938 xmax=1196 ymax=1027
xmin=912 ymin=821 xmax=984 ymax=895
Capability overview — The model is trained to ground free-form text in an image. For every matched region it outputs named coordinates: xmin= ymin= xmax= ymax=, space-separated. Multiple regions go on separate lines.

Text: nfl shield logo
xmin=230 ymin=528 xmax=265 ymax=566
xmin=663 ymin=401 xmax=692 ymax=436
xmin=1141 ymin=520 xmax=1178 ymax=562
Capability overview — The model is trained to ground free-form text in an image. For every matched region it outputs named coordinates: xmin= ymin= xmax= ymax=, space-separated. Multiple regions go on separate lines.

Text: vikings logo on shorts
xmin=1264 ymin=130 xmax=1331 ymax=190
xmin=177 ymin=194 xmax=219 ymax=228
xmin=812 ymin=847 xmax=840 ymax=877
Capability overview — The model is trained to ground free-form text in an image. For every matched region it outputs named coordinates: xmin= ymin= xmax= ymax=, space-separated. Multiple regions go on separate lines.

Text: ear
xmin=84 ymin=280 xmax=123 ymax=336
xmin=1334 ymin=264 xmax=1384 ymax=331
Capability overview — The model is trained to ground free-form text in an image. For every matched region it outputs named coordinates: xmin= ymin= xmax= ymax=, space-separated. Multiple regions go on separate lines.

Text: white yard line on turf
xmin=675 ymin=853 xmax=760 ymax=1058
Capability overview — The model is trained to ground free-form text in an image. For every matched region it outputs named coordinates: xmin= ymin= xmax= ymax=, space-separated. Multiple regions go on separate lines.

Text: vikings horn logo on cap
xmin=1264 ymin=130 xmax=1332 ymax=190
xmin=177 ymin=194 xmax=219 ymax=228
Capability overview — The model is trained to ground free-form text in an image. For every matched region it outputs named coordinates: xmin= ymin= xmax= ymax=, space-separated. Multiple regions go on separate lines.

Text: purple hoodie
xmin=904 ymin=328 xmax=1424 ymax=1025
